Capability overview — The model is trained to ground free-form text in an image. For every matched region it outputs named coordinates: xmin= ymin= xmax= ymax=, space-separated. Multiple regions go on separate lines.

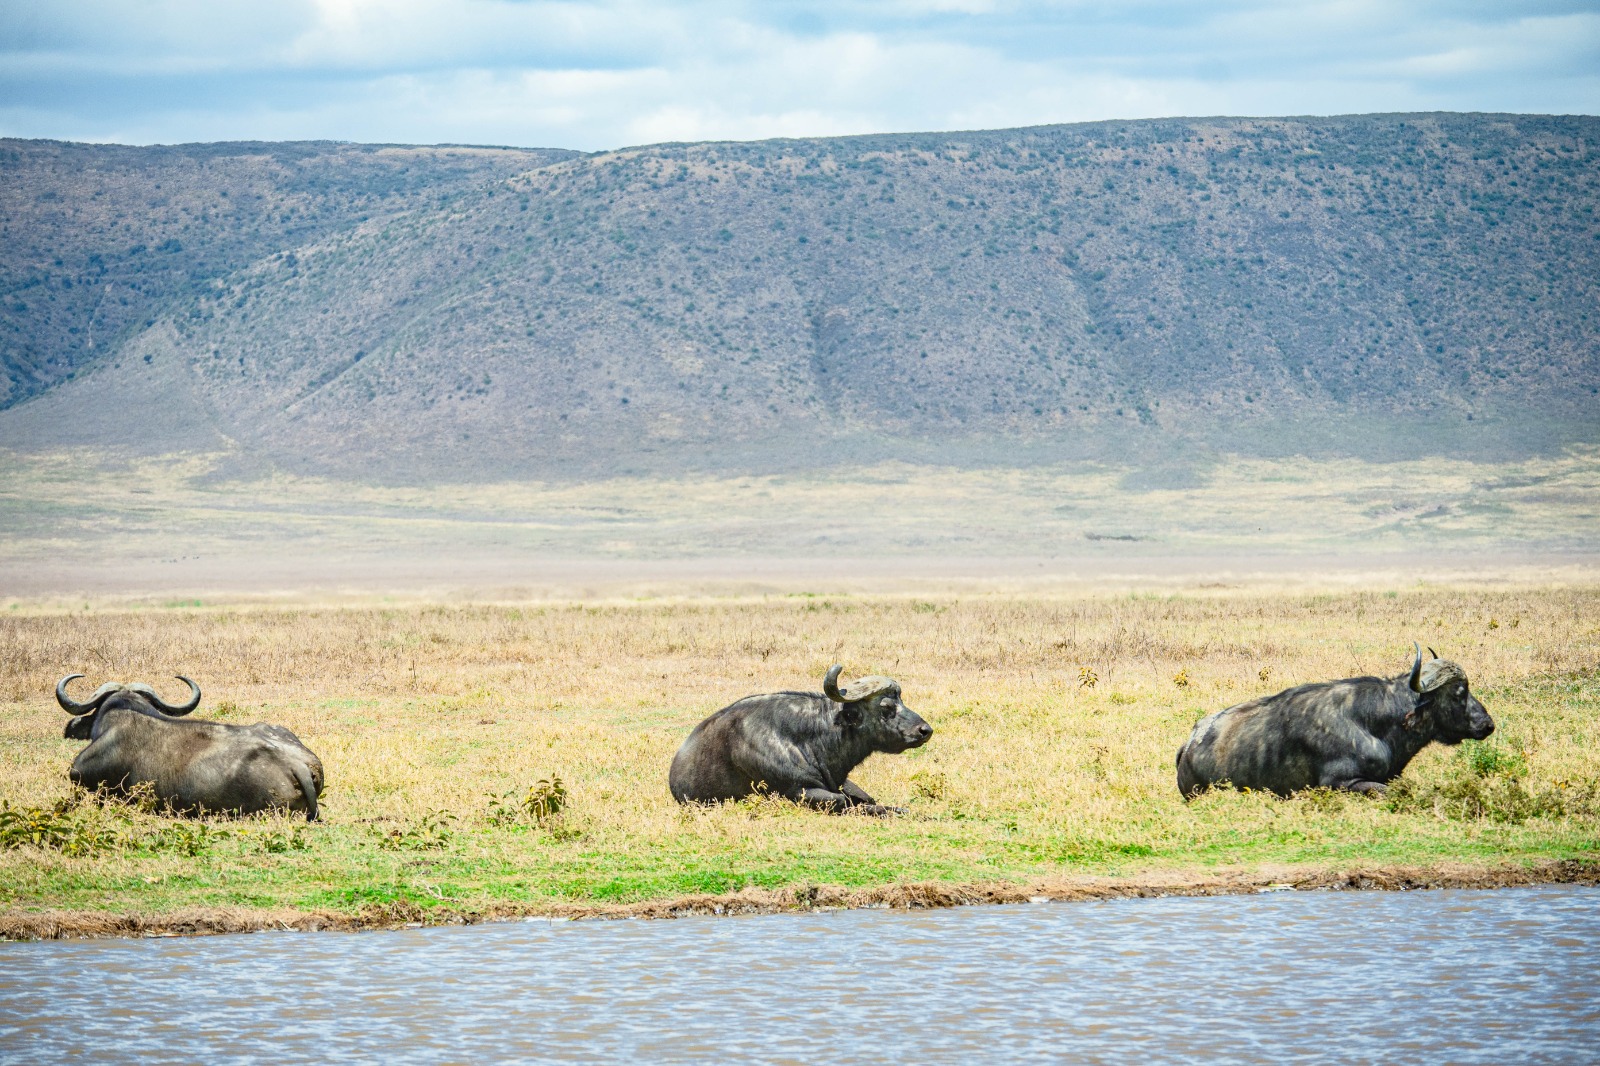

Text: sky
xmin=2 ymin=1 xmax=1597 ymax=151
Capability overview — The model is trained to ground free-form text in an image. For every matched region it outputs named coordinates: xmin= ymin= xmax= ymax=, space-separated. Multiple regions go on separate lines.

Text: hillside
xmin=0 ymin=140 xmax=578 ymax=408
xmin=1 ymin=114 xmax=1597 ymax=478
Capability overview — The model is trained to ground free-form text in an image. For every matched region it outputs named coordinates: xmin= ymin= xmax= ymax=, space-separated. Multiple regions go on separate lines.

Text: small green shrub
xmin=1388 ymin=743 xmax=1600 ymax=825
xmin=1458 ymin=739 xmax=1527 ymax=780
xmin=0 ymin=798 xmax=119 ymax=857
xmin=142 ymin=822 xmax=228 ymax=857
xmin=374 ymin=810 xmax=455 ymax=851
xmin=1391 ymin=775 xmax=1541 ymax=824
xmin=243 ymin=826 xmax=310 ymax=854
xmin=485 ymin=776 xmax=568 ymax=827
xmin=910 ymin=770 xmax=948 ymax=801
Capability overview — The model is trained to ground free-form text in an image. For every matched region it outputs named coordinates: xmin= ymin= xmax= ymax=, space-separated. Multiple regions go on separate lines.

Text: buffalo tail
xmin=293 ymin=763 xmax=320 ymax=822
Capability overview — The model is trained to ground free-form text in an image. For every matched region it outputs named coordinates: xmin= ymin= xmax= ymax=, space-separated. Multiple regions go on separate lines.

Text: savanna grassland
xmin=2 ymin=446 xmax=1598 ymax=598
xmin=1 ymin=583 xmax=1597 ymax=936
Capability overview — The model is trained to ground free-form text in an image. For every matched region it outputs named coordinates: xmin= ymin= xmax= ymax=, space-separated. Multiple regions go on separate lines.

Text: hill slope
xmin=0 ymin=140 xmax=578 ymax=407
xmin=2 ymin=114 xmax=1597 ymax=477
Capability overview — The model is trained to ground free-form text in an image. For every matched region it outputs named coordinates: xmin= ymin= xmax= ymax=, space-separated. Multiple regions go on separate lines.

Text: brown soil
xmin=5 ymin=859 xmax=1595 ymax=942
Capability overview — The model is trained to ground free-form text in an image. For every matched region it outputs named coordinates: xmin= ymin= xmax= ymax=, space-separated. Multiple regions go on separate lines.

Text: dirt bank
xmin=4 ymin=859 xmax=1595 ymax=942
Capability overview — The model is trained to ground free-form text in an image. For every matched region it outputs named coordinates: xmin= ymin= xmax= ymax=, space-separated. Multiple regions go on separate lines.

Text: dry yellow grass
xmin=1 ymin=583 xmax=1597 ymax=927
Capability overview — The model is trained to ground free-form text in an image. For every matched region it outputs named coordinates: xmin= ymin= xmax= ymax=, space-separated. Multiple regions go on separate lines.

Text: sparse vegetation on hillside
xmin=2 ymin=114 xmax=1597 ymax=476
xmin=0 ymin=140 xmax=576 ymax=407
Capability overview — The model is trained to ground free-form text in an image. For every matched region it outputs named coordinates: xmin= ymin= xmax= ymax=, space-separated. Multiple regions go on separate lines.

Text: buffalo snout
xmin=1467 ymin=695 xmax=1495 ymax=741
xmin=899 ymin=715 xmax=933 ymax=750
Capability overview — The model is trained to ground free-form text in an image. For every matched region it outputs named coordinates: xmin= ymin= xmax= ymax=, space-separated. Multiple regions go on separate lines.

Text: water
xmin=2 ymin=886 xmax=1597 ymax=1064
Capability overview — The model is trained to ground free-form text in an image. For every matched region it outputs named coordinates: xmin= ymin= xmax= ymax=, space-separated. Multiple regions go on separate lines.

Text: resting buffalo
xmin=57 ymin=674 xmax=324 ymax=820
xmin=1175 ymin=645 xmax=1493 ymax=798
xmin=669 ymin=665 xmax=933 ymax=814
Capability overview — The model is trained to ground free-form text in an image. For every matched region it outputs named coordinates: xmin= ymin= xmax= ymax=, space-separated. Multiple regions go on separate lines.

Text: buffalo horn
xmin=55 ymin=675 xmax=119 ymax=715
xmin=823 ymin=664 xmax=847 ymax=703
xmin=134 ymin=675 xmax=202 ymax=716
xmin=1428 ymin=647 xmax=1438 ymax=660
xmin=1407 ymin=642 xmax=1424 ymax=692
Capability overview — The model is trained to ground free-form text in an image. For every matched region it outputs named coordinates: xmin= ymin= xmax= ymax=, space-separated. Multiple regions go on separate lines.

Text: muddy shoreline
xmin=4 ymin=859 xmax=1595 ymax=942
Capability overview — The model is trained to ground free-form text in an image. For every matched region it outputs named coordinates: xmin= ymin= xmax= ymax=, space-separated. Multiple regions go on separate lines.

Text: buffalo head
xmin=56 ymin=674 xmax=202 ymax=740
xmin=1405 ymin=644 xmax=1493 ymax=743
xmin=823 ymin=664 xmax=933 ymax=752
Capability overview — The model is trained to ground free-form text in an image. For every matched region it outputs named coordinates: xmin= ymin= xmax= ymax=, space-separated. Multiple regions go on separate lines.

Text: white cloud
xmin=0 ymin=1 xmax=1595 ymax=148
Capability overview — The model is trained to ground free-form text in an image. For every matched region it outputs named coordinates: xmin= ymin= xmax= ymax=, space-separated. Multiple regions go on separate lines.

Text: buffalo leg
xmin=841 ymin=780 xmax=904 ymax=816
xmin=840 ymin=780 xmax=877 ymax=806
xmin=794 ymin=787 xmax=854 ymax=812
xmin=1314 ymin=734 xmax=1394 ymax=795
xmin=1319 ymin=760 xmax=1388 ymax=795
xmin=792 ymin=787 xmax=899 ymax=816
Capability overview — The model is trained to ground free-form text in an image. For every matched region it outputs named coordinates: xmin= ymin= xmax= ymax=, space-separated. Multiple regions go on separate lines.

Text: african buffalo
xmin=56 ymin=674 xmax=324 ymax=820
xmin=669 ymin=665 xmax=933 ymax=814
xmin=1175 ymin=644 xmax=1493 ymax=798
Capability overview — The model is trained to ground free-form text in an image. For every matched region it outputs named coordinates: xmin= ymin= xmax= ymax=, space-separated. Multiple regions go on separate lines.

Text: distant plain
xmin=2 ymin=445 xmax=1597 ymax=603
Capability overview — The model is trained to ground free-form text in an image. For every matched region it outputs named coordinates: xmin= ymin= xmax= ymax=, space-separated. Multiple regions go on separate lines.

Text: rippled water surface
xmin=3 ymin=885 xmax=1599 ymax=1063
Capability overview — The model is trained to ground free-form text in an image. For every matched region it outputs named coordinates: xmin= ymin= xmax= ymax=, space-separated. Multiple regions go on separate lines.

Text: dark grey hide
xmin=57 ymin=674 xmax=324 ymax=820
xmin=668 ymin=665 xmax=933 ymax=814
xmin=1175 ymin=645 xmax=1493 ymax=798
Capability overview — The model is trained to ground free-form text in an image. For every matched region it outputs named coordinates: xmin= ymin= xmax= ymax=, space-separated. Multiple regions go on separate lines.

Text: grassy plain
xmin=1 ymin=582 xmax=1597 ymax=935
xmin=1 ymin=445 xmax=1598 ymax=602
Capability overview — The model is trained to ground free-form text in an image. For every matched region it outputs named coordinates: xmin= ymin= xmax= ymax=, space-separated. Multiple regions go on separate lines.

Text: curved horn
xmin=142 ymin=675 xmax=201 ymax=716
xmin=55 ymin=675 xmax=119 ymax=715
xmin=1408 ymin=642 xmax=1424 ymax=693
xmin=823 ymin=664 xmax=847 ymax=703
xmin=1428 ymin=647 xmax=1438 ymax=660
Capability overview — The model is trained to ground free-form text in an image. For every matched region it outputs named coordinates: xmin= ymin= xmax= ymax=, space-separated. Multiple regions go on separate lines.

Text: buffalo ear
xmin=1404 ymin=690 xmax=1437 ymax=730
xmin=835 ymin=704 xmax=864 ymax=728
xmin=63 ymin=714 xmax=94 ymax=740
